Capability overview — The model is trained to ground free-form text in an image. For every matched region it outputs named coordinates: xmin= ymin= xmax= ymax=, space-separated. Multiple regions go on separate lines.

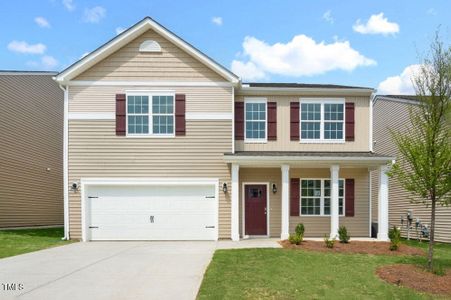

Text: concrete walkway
xmin=0 ymin=242 xmax=216 ymax=300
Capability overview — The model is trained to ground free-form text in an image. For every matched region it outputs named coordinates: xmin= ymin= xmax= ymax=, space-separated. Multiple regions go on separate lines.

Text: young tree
xmin=388 ymin=32 xmax=450 ymax=271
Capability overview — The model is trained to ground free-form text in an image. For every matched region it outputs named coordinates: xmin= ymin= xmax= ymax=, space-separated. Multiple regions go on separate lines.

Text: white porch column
xmin=330 ymin=165 xmax=340 ymax=239
xmin=378 ymin=165 xmax=390 ymax=241
xmin=231 ymin=164 xmax=240 ymax=241
xmin=281 ymin=164 xmax=290 ymax=240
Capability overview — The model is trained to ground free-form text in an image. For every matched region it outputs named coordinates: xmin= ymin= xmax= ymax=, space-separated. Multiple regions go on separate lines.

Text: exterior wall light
xmin=222 ymin=182 xmax=228 ymax=193
xmin=272 ymin=183 xmax=277 ymax=194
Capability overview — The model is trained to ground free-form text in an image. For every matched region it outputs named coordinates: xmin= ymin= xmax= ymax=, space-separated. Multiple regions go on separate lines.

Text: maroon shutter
xmin=115 ymin=94 xmax=126 ymax=136
xmin=345 ymin=102 xmax=355 ymax=141
xmin=290 ymin=178 xmax=300 ymax=216
xmin=175 ymin=94 xmax=186 ymax=136
xmin=235 ymin=102 xmax=244 ymax=140
xmin=345 ymin=179 xmax=355 ymax=217
xmin=267 ymin=102 xmax=277 ymax=140
xmin=290 ymin=102 xmax=300 ymax=140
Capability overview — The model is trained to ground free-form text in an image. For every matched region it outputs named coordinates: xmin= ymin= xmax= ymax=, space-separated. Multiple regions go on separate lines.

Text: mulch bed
xmin=279 ymin=240 xmax=425 ymax=256
xmin=376 ymin=264 xmax=451 ymax=296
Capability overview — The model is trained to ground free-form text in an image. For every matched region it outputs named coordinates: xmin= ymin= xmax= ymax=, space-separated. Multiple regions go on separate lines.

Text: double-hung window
xmin=245 ymin=99 xmax=267 ymax=142
xmin=300 ymin=179 xmax=345 ymax=216
xmin=300 ymin=99 xmax=345 ymax=142
xmin=127 ymin=92 xmax=174 ymax=136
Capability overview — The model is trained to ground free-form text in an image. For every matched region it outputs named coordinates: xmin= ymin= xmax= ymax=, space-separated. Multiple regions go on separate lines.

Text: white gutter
xmin=58 ymin=84 xmax=70 ymax=240
xmin=237 ymin=87 xmax=375 ymax=96
xmin=369 ymin=91 xmax=375 ymax=152
xmin=223 ymin=155 xmax=394 ymax=163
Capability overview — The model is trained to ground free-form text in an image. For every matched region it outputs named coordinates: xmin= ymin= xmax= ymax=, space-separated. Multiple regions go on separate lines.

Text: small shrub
xmin=294 ymin=223 xmax=305 ymax=243
xmin=388 ymin=226 xmax=401 ymax=251
xmin=289 ymin=234 xmax=302 ymax=245
xmin=338 ymin=226 xmax=350 ymax=243
xmin=324 ymin=235 xmax=336 ymax=248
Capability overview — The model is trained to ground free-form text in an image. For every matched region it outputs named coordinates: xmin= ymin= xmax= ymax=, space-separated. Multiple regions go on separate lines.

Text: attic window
xmin=139 ymin=40 xmax=161 ymax=52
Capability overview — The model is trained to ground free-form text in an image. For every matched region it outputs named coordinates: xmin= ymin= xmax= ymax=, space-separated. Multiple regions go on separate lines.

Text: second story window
xmin=245 ymin=99 xmax=267 ymax=142
xmin=127 ymin=93 xmax=175 ymax=137
xmin=300 ymin=99 xmax=344 ymax=142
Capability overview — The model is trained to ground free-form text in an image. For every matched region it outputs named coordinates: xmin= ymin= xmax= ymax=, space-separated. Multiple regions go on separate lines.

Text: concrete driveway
xmin=0 ymin=242 xmax=216 ymax=300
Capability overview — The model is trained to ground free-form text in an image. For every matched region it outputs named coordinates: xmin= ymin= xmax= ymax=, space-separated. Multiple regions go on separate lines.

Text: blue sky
xmin=0 ymin=0 xmax=449 ymax=93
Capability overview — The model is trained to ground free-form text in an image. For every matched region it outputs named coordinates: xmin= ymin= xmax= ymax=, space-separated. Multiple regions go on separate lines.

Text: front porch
xmin=225 ymin=152 xmax=394 ymax=241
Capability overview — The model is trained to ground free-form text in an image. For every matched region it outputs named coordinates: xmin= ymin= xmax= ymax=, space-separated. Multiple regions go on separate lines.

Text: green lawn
xmin=198 ymin=240 xmax=451 ymax=299
xmin=0 ymin=227 xmax=73 ymax=259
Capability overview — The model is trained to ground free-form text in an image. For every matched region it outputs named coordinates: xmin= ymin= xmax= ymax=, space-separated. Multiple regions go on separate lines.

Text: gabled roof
xmin=373 ymin=95 xmax=420 ymax=105
xmin=54 ymin=17 xmax=240 ymax=84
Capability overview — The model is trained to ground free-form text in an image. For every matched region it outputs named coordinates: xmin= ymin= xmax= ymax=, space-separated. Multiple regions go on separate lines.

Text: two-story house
xmin=54 ymin=17 xmax=393 ymax=242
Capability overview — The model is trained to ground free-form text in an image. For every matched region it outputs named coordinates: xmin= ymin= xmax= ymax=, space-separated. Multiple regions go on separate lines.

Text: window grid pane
xmin=152 ymin=95 xmax=174 ymax=135
xmin=301 ymin=179 xmax=344 ymax=216
xmin=300 ymin=103 xmax=321 ymax=139
xmin=127 ymin=95 xmax=149 ymax=134
xmin=245 ymin=102 xmax=266 ymax=139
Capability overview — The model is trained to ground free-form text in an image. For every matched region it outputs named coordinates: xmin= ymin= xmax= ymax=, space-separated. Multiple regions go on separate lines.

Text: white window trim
xmin=244 ymin=97 xmax=268 ymax=143
xmin=299 ymin=178 xmax=345 ymax=217
xmin=126 ymin=91 xmax=176 ymax=138
xmin=299 ymin=98 xmax=345 ymax=144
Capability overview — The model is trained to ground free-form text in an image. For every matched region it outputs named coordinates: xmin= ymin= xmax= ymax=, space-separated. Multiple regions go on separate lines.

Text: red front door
xmin=245 ymin=184 xmax=267 ymax=235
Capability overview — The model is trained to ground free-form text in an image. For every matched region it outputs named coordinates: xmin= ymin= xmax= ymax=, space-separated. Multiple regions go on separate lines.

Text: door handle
xmin=89 ymin=226 xmax=99 ymax=229
xmin=205 ymin=226 xmax=215 ymax=228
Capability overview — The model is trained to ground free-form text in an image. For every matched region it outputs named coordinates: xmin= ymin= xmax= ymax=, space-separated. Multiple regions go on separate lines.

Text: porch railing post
xmin=281 ymin=164 xmax=290 ymax=240
xmin=231 ymin=163 xmax=240 ymax=241
xmin=330 ymin=165 xmax=340 ymax=239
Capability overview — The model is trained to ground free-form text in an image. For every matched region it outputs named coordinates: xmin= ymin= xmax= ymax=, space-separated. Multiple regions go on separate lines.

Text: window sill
xmin=125 ymin=134 xmax=176 ymax=138
xmin=244 ymin=139 xmax=267 ymax=144
xmin=299 ymin=140 xmax=345 ymax=144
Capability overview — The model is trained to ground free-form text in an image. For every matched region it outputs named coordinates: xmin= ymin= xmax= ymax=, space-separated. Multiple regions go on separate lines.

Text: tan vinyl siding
xmin=68 ymin=119 xmax=232 ymax=239
xmin=234 ymin=95 xmax=370 ymax=152
xmin=74 ymin=29 xmax=227 ymax=82
xmin=239 ymin=168 xmax=281 ymax=237
xmin=0 ymin=74 xmax=63 ymax=228
xmin=372 ymin=99 xmax=451 ymax=243
xmin=290 ymin=168 xmax=370 ymax=237
xmin=68 ymin=85 xmax=232 ymax=113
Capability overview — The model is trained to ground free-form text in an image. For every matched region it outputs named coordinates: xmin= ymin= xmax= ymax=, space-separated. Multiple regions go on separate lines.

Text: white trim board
xmin=241 ymin=182 xmax=270 ymax=238
xmin=66 ymin=80 xmax=234 ymax=87
xmin=69 ymin=112 xmax=232 ymax=120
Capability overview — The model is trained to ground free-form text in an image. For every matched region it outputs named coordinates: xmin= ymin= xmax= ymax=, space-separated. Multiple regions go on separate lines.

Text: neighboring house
xmin=372 ymin=95 xmax=451 ymax=243
xmin=0 ymin=71 xmax=63 ymax=228
xmin=54 ymin=17 xmax=393 ymax=242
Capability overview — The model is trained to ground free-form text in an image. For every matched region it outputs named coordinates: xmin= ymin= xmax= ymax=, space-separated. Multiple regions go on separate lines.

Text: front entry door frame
xmin=242 ymin=182 xmax=270 ymax=238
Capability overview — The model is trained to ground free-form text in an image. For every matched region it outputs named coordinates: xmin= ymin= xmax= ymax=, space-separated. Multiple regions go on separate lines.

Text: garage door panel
xmin=86 ymin=183 xmax=217 ymax=241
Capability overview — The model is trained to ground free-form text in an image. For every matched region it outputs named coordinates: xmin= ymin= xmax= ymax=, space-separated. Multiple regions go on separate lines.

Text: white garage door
xmin=85 ymin=184 xmax=217 ymax=241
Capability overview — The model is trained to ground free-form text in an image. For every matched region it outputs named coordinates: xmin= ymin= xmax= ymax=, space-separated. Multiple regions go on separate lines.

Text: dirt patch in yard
xmin=376 ymin=264 xmax=451 ymax=296
xmin=279 ymin=240 xmax=425 ymax=256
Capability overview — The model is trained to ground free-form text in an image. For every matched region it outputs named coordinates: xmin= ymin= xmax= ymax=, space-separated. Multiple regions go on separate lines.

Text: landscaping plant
xmin=288 ymin=223 xmax=305 ymax=245
xmin=288 ymin=234 xmax=302 ymax=245
xmin=338 ymin=225 xmax=350 ymax=243
xmin=388 ymin=31 xmax=450 ymax=270
xmin=295 ymin=223 xmax=305 ymax=242
xmin=388 ymin=226 xmax=401 ymax=251
xmin=323 ymin=235 xmax=335 ymax=249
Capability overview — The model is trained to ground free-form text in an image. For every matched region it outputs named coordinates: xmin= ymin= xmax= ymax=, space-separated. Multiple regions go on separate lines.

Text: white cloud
xmin=35 ymin=17 xmax=50 ymax=28
xmin=377 ymin=64 xmax=421 ymax=94
xmin=322 ymin=10 xmax=334 ymax=24
xmin=27 ymin=55 xmax=59 ymax=70
xmin=7 ymin=40 xmax=46 ymax=54
xmin=231 ymin=61 xmax=266 ymax=81
xmin=231 ymin=35 xmax=376 ymax=81
xmin=115 ymin=27 xmax=125 ymax=35
xmin=212 ymin=17 xmax=223 ymax=26
xmin=83 ymin=6 xmax=106 ymax=23
xmin=353 ymin=13 xmax=399 ymax=35
xmin=62 ymin=0 xmax=75 ymax=11
xmin=426 ymin=8 xmax=437 ymax=16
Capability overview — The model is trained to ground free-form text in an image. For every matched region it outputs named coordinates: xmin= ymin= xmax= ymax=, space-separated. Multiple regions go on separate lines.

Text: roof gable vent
xmin=139 ymin=40 xmax=161 ymax=52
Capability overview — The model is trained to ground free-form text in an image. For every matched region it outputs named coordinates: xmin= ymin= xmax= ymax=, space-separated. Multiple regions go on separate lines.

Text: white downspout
xmin=59 ymin=84 xmax=70 ymax=240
